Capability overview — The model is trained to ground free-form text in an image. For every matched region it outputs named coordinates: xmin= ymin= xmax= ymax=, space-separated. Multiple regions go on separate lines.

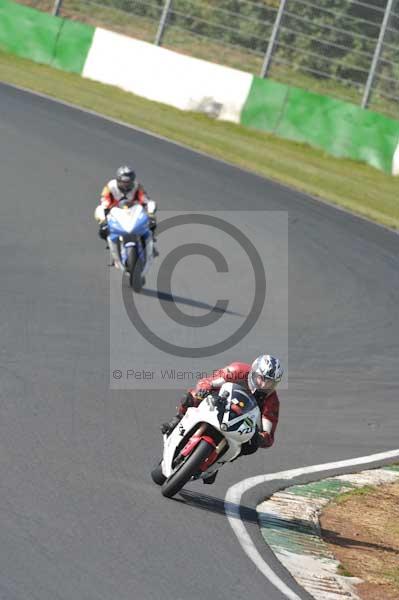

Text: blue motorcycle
xmin=107 ymin=204 xmax=154 ymax=292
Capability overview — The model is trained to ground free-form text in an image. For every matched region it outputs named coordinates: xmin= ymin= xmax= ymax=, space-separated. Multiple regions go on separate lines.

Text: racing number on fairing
xmin=238 ymin=416 xmax=255 ymax=435
xmin=238 ymin=426 xmax=254 ymax=436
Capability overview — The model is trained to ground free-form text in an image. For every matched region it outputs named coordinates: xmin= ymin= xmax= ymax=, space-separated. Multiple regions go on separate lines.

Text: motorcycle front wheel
xmin=161 ymin=440 xmax=214 ymax=498
xmin=126 ymin=247 xmax=143 ymax=292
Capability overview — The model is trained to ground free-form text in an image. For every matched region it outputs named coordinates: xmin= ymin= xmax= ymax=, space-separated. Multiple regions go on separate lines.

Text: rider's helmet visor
xmin=254 ymin=374 xmax=276 ymax=392
xmin=118 ymin=179 xmax=133 ymax=192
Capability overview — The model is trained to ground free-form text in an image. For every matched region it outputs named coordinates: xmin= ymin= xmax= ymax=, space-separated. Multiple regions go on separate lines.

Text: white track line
xmin=225 ymin=448 xmax=399 ymax=600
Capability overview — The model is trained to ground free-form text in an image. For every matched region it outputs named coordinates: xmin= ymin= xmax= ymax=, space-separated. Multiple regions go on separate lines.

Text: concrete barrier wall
xmin=1 ymin=0 xmax=398 ymax=175
xmin=0 ymin=0 xmax=94 ymax=73
xmin=242 ymin=77 xmax=399 ymax=174
xmin=82 ymin=28 xmax=253 ymax=124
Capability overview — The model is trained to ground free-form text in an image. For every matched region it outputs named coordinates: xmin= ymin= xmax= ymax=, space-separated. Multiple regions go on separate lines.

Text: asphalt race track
xmin=1 ymin=82 xmax=398 ymax=600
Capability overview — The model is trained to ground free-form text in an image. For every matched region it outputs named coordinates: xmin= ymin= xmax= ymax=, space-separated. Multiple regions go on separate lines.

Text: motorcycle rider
xmin=96 ymin=165 xmax=158 ymax=266
xmin=161 ymin=354 xmax=283 ymax=484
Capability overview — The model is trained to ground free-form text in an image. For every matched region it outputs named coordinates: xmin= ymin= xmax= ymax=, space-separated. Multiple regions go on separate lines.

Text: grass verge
xmin=0 ymin=49 xmax=398 ymax=229
xmin=321 ymin=480 xmax=399 ymax=598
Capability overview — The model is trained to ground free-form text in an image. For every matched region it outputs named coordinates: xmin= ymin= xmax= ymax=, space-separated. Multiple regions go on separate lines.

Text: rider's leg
xmin=203 ymin=471 xmax=218 ymax=485
xmin=204 ymin=433 xmax=260 ymax=484
xmin=108 ymin=237 xmax=123 ymax=270
xmin=239 ymin=435 xmax=260 ymax=456
xmin=98 ymin=221 xmax=109 ymax=249
xmin=160 ymin=393 xmax=198 ymax=435
xmin=150 ymin=219 xmax=159 ymax=257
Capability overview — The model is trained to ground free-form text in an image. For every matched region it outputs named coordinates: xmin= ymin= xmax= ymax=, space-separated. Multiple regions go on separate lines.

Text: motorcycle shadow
xmin=176 ymin=489 xmax=258 ymax=525
xmin=139 ymin=288 xmax=244 ymax=317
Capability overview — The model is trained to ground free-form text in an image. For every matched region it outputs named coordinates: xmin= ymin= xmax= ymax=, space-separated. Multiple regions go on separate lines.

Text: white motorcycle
xmin=151 ymin=382 xmax=261 ymax=498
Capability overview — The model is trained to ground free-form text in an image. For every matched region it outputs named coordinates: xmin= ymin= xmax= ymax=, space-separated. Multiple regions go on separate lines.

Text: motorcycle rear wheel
xmin=151 ymin=462 xmax=166 ymax=486
xmin=161 ymin=440 xmax=214 ymax=498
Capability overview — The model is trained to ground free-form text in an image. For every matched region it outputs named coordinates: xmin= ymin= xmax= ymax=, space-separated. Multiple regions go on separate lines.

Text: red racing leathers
xmin=100 ymin=178 xmax=148 ymax=210
xmin=179 ymin=361 xmax=279 ymax=448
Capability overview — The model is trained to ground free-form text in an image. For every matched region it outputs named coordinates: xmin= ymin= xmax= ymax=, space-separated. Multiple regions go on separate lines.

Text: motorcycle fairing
xmin=107 ymin=205 xmax=149 ymax=239
xmin=161 ymin=383 xmax=260 ymax=480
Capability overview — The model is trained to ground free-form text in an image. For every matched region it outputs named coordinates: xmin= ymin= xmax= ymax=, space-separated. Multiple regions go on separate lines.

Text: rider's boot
xmin=161 ymin=415 xmax=181 ymax=436
xmin=203 ymin=471 xmax=218 ymax=485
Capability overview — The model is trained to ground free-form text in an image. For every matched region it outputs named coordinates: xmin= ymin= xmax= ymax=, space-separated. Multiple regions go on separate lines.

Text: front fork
xmin=200 ymin=438 xmax=227 ymax=472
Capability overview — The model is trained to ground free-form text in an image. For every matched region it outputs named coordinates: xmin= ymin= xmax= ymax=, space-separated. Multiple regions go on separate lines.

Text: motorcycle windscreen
xmin=108 ymin=206 xmax=150 ymax=236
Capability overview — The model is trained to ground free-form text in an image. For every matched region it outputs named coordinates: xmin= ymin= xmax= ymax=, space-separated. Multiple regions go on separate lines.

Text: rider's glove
xmin=195 ymin=388 xmax=212 ymax=401
xmin=181 ymin=392 xmax=196 ymax=409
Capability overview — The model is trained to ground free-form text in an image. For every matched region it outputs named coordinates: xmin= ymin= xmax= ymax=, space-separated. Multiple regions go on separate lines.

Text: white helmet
xmin=248 ymin=354 xmax=284 ymax=396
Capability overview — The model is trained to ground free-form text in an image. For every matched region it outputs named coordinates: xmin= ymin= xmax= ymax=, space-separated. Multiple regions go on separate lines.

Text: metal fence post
xmin=155 ymin=0 xmax=173 ymax=46
xmin=52 ymin=0 xmax=63 ymax=16
xmin=361 ymin=0 xmax=395 ymax=109
xmin=261 ymin=0 xmax=289 ymax=78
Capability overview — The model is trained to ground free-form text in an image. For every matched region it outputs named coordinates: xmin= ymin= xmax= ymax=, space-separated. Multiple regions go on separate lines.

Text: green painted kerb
xmin=259 ymin=519 xmax=330 ymax=557
xmin=242 ymin=76 xmax=399 ymax=174
xmin=287 ymin=479 xmax=356 ymax=500
xmin=258 ymin=480 xmax=356 ymax=557
xmin=0 ymin=0 xmax=94 ymax=74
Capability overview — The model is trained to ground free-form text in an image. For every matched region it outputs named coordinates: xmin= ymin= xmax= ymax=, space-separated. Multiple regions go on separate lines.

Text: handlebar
xmin=209 ymin=390 xmax=229 ymax=412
